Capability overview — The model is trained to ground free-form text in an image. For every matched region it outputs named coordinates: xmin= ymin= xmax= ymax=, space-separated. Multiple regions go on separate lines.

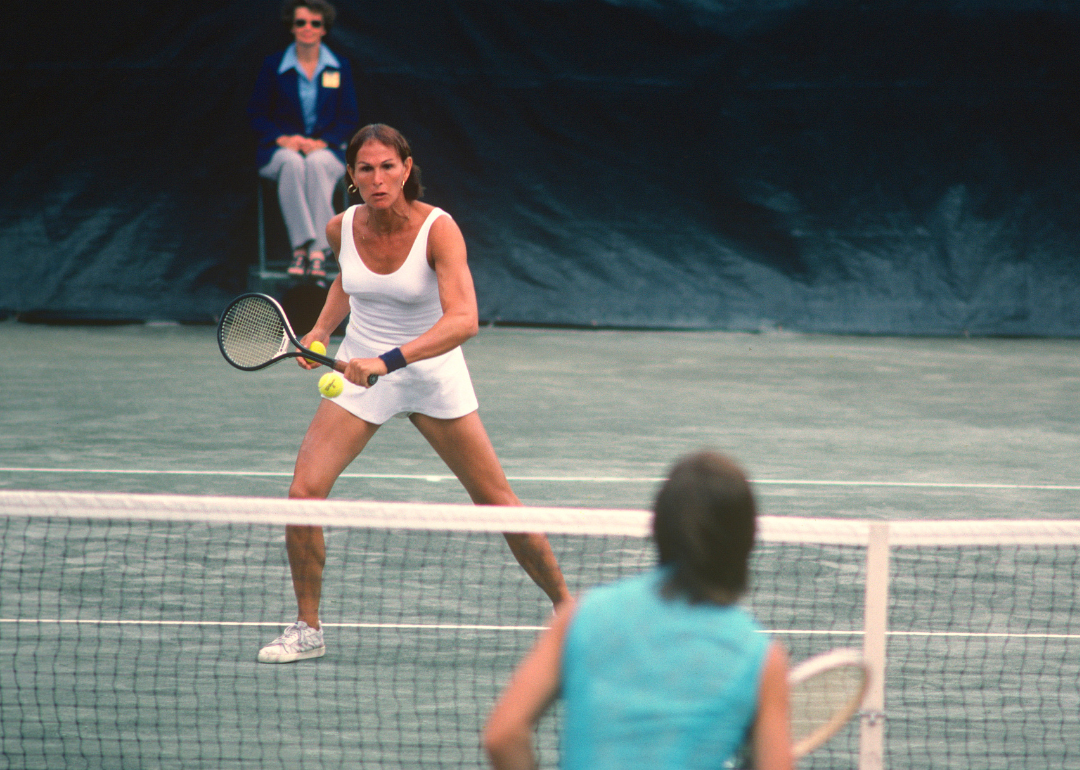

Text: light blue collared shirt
xmin=278 ymin=43 xmax=341 ymax=135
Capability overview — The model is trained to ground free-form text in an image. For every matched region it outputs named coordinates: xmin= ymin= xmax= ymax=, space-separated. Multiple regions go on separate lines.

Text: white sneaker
xmin=257 ymin=621 xmax=326 ymax=663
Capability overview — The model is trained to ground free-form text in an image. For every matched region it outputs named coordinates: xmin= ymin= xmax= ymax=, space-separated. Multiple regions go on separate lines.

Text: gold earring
xmin=347 ymin=183 xmax=358 ymax=195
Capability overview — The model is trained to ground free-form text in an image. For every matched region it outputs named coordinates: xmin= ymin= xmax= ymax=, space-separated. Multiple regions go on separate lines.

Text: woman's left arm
xmin=396 ymin=214 xmax=480 ymax=364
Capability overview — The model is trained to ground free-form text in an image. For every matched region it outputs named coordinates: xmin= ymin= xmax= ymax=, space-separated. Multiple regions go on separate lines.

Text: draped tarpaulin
xmin=2 ymin=1 xmax=1078 ymax=334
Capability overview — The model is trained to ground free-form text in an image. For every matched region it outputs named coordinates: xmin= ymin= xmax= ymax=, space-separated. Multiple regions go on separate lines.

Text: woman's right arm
xmin=248 ymin=54 xmax=303 ymax=152
xmin=247 ymin=57 xmax=282 ymax=138
xmin=484 ymin=602 xmax=575 ymax=770
xmin=752 ymin=641 xmax=794 ymax=770
xmin=297 ymin=214 xmax=351 ymax=368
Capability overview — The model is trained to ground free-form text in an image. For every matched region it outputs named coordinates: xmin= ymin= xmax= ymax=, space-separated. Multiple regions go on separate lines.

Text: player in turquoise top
xmin=485 ymin=451 xmax=793 ymax=770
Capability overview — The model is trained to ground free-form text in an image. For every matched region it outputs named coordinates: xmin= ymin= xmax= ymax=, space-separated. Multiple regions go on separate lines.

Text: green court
xmin=3 ymin=320 xmax=1077 ymax=513
xmin=2 ymin=320 xmax=1078 ymax=769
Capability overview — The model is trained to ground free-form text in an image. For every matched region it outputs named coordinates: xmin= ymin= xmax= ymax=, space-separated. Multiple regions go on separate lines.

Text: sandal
xmin=308 ymin=250 xmax=327 ymax=278
xmin=287 ymin=248 xmax=307 ymax=277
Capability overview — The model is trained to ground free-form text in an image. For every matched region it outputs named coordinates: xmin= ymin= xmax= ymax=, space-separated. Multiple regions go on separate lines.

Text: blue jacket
xmin=247 ymin=47 xmax=360 ymax=169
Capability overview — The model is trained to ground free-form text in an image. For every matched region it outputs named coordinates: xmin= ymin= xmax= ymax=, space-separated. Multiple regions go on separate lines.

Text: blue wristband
xmin=379 ymin=347 xmax=407 ymax=373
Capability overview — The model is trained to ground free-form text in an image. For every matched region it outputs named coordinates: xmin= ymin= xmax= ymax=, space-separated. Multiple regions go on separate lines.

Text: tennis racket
xmin=728 ymin=647 xmax=870 ymax=767
xmin=217 ymin=293 xmax=378 ymax=386
xmin=789 ymin=647 xmax=870 ymax=758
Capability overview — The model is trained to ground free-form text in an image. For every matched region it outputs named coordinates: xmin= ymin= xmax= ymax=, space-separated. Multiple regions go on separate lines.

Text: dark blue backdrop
xmin=2 ymin=1 xmax=1078 ymax=334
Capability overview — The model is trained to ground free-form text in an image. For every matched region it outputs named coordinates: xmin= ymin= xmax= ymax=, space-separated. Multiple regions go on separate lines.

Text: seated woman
xmin=247 ymin=0 xmax=359 ymax=278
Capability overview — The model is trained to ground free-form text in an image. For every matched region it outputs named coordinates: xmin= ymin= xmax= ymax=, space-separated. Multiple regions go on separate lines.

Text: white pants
xmin=259 ymin=148 xmax=345 ymax=253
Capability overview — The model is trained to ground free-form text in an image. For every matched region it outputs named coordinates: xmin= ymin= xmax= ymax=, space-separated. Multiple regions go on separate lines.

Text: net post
xmin=859 ymin=522 xmax=889 ymax=770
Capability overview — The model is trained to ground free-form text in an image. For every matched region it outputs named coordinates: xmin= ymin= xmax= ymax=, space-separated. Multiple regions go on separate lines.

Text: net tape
xmin=4 ymin=490 xmax=1080 ymax=544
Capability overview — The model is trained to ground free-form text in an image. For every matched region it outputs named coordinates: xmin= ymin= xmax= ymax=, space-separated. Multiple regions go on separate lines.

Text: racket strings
xmin=790 ymin=663 xmax=866 ymax=749
xmin=219 ymin=296 xmax=289 ymax=368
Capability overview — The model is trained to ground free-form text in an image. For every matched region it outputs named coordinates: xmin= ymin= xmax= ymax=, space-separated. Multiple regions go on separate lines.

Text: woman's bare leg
xmin=287 ymin=399 xmax=381 ymax=629
xmin=410 ymin=411 xmax=571 ymax=606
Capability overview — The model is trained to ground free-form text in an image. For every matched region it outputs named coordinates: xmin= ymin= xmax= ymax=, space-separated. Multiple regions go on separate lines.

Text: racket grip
xmin=330 ymin=359 xmax=378 ymax=387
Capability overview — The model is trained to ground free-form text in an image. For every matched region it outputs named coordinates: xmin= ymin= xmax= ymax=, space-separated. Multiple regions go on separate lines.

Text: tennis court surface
xmin=2 ymin=320 xmax=1078 ymax=768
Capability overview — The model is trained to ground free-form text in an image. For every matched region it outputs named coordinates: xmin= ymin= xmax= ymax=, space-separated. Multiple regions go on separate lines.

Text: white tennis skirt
xmin=327 ymin=337 xmax=479 ymax=425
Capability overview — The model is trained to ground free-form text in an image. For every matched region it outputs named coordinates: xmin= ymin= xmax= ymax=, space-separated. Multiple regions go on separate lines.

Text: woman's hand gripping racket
xmin=729 ymin=647 xmax=870 ymax=768
xmin=217 ymin=293 xmax=378 ymax=386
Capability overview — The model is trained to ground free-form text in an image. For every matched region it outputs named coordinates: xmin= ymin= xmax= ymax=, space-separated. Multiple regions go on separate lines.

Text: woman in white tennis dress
xmin=257 ymin=124 xmax=570 ymax=664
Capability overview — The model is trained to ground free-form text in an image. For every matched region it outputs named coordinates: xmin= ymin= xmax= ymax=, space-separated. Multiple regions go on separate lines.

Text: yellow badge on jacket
xmin=321 ymin=70 xmax=340 ymax=89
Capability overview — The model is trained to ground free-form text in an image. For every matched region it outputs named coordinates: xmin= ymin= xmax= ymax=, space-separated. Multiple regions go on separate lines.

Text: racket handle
xmin=331 ymin=360 xmax=379 ymax=387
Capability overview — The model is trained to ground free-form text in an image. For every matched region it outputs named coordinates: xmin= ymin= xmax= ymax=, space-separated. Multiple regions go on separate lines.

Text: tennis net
xmin=1 ymin=491 xmax=1078 ymax=769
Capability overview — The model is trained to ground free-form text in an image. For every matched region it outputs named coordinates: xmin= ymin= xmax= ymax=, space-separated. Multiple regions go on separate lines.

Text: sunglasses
xmin=293 ymin=18 xmax=323 ymax=28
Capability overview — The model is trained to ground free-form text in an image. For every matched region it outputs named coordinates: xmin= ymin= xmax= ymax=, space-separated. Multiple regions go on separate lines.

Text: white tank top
xmin=330 ymin=205 xmax=478 ymax=424
xmin=340 ymin=205 xmax=446 ymax=348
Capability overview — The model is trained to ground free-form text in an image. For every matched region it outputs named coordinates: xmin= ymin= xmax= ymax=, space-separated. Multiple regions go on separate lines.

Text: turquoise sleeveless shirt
xmin=561 ymin=568 xmax=769 ymax=769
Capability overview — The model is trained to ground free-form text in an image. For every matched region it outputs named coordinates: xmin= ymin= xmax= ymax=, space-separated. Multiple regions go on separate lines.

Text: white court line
xmin=3 ymin=467 xmax=1079 ymax=491
xmin=0 ymin=618 xmax=546 ymax=632
xmin=771 ymin=629 xmax=1080 ymax=640
xmin=3 ymin=619 xmax=1078 ymax=640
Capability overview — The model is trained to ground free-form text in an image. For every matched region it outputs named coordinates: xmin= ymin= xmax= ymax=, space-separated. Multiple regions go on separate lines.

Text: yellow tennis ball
xmin=305 ymin=340 xmax=326 ymax=365
xmin=318 ymin=372 xmax=344 ymax=398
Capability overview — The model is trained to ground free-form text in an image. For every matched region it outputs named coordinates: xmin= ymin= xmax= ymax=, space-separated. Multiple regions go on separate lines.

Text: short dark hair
xmin=346 ymin=124 xmax=425 ymax=202
xmin=652 ymin=451 xmax=757 ymax=604
xmin=281 ymin=0 xmax=337 ymax=33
